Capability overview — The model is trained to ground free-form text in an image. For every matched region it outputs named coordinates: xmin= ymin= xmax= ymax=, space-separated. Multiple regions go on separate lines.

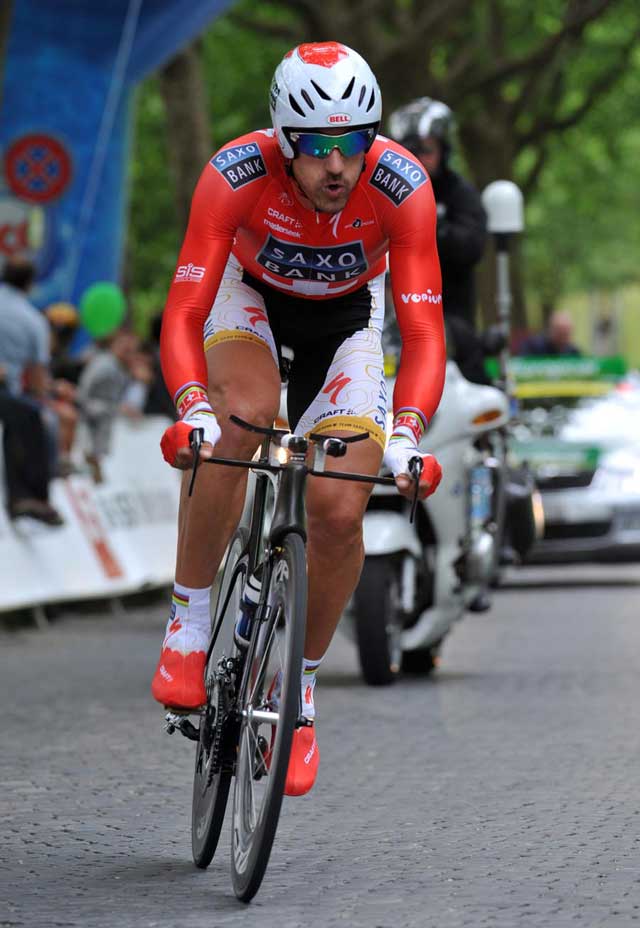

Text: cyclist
xmin=388 ymin=98 xmax=489 ymax=384
xmin=151 ymin=43 xmax=446 ymax=796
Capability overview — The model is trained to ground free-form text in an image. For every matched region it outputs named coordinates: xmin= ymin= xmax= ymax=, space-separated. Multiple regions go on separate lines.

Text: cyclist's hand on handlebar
xmin=161 ymin=409 xmax=221 ymax=469
xmin=383 ymin=439 xmax=442 ymax=500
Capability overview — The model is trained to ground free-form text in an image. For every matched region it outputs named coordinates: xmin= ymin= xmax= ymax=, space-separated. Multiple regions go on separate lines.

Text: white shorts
xmin=203 ymin=255 xmax=388 ymax=449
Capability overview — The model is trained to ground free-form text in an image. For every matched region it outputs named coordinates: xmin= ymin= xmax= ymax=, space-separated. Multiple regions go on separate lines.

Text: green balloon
xmin=79 ymin=282 xmax=126 ymax=338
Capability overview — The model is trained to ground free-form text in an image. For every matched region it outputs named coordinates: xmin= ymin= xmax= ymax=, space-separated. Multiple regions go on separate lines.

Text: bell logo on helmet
xmin=327 ymin=113 xmax=352 ymax=124
xmin=297 ymin=42 xmax=349 ymax=67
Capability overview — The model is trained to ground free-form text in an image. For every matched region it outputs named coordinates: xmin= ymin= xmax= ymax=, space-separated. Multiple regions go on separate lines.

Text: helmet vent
xmin=366 ymin=88 xmax=376 ymax=112
xmin=358 ymin=85 xmax=367 ymax=106
xmin=341 ymin=76 xmax=355 ymax=99
xmin=288 ymin=93 xmax=306 ymax=117
xmin=311 ymin=79 xmax=331 ymax=101
xmin=301 ymin=88 xmax=315 ymax=110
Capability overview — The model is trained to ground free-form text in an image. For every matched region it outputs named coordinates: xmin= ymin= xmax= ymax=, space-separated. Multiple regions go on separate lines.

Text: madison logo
xmin=369 ymin=149 xmax=428 ymax=206
xmin=210 ymin=142 xmax=267 ymax=190
xmin=256 ymin=234 xmax=368 ymax=282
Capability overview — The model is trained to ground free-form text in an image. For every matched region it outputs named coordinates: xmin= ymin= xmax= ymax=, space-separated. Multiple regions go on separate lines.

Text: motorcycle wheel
xmin=353 ymin=556 xmax=404 ymax=686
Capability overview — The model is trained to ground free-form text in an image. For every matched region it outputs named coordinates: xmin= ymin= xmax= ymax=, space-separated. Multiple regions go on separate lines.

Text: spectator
xmin=0 ymin=365 xmax=63 ymax=525
xmin=76 ymin=328 xmax=149 ymax=482
xmin=142 ymin=314 xmax=177 ymax=420
xmin=0 ymin=256 xmax=51 ymax=398
xmin=388 ymin=98 xmax=489 ymax=384
xmin=517 ymin=311 xmax=581 ymax=357
xmin=0 ymin=256 xmax=61 ymax=474
xmin=44 ymin=301 xmax=86 ymax=384
xmin=43 ymin=302 xmax=83 ymax=474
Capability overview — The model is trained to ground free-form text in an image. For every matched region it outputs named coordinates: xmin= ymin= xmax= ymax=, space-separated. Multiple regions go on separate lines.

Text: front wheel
xmin=353 ymin=556 xmax=406 ymax=686
xmin=192 ymin=528 xmax=249 ymax=869
xmin=231 ymin=532 xmax=307 ymax=903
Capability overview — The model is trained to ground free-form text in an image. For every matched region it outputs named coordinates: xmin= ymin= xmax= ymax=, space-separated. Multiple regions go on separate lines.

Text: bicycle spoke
xmin=243 ymin=726 xmax=258 ymax=830
xmin=247 ymin=607 xmax=280 ymax=706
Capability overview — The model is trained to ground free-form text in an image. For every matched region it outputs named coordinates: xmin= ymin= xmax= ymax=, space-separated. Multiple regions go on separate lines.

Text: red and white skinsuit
xmin=159 ymin=130 xmax=446 ymax=449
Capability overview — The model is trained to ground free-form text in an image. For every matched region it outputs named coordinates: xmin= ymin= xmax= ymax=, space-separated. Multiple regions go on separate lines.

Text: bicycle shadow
xmin=102 ymin=856 xmax=245 ymax=911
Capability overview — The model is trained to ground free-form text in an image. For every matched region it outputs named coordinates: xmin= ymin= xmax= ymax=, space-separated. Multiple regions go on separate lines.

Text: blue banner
xmin=0 ymin=0 xmax=234 ymax=311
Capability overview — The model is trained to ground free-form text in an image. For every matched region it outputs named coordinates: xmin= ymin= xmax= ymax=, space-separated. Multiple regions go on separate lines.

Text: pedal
xmin=165 ymin=711 xmax=200 ymax=741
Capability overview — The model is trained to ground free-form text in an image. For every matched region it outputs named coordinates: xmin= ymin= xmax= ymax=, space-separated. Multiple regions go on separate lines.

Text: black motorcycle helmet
xmin=387 ymin=97 xmax=455 ymax=165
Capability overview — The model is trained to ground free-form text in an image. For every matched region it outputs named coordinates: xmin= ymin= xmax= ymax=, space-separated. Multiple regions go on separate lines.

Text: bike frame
xmin=194 ymin=417 xmax=400 ymax=705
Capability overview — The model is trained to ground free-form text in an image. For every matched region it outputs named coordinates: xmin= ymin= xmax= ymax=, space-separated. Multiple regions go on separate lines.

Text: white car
xmin=509 ymin=360 xmax=640 ymax=563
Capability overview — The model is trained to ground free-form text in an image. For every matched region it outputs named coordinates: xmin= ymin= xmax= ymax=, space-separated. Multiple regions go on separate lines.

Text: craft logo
xmin=369 ymin=149 xmax=427 ymax=206
xmin=256 ymin=234 xmax=368 ymax=282
xmin=210 ymin=142 xmax=267 ymax=190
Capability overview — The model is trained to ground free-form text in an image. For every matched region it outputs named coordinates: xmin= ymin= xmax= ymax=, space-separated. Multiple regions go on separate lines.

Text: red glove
xmin=383 ymin=440 xmax=442 ymax=499
xmin=160 ymin=385 xmax=222 ymax=469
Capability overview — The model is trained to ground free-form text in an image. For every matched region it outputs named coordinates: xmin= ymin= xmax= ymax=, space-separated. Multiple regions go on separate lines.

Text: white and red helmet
xmin=270 ymin=42 xmax=382 ymax=158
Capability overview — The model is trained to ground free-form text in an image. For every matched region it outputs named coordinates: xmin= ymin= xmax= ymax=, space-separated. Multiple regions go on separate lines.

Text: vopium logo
xmin=369 ymin=149 xmax=427 ymax=206
xmin=257 ymin=234 xmax=368 ymax=282
xmin=210 ymin=142 xmax=267 ymax=190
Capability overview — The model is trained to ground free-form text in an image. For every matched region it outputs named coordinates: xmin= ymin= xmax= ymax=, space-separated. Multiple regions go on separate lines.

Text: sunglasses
xmin=289 ymin=128 xmax=374 ymax=159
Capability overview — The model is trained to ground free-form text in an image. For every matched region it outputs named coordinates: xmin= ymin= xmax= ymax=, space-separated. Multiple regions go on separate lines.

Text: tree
xmin=231 ymin=0 xmax=640 ymax=326
xmin=159 ymin=40 xmax=212 ymax=236
xmin=127 ymin=1 xmax=640 ymax=333
xmin=127 ymin=17 xmax=290 ymax=330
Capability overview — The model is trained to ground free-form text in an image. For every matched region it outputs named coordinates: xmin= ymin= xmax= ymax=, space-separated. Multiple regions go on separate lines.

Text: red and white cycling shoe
xmin=151 ymin=620 xmax=208 ymax=709
xmin=265 ymin=670 xmax=320 ymax=796
xmin=284 ymin=725 xmax=319 ymax=797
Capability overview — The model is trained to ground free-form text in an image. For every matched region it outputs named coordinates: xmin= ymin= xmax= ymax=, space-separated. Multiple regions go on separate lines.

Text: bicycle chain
xmin=206 ymin=655 xmax=242 ymax=784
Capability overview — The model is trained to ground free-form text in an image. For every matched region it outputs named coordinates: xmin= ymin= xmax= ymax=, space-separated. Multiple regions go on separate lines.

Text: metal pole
xmin=494 ymin=235 xmax=512 ymax=393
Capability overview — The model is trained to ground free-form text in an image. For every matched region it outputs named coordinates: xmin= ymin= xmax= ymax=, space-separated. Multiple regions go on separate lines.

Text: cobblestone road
xmin=2 ymin=564 xmax=640 ymax=927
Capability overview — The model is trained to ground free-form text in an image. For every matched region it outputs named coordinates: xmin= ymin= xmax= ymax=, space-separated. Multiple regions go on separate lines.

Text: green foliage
xmin=522 ymin=43 xmax=640 ymax=306
xmin=126 ymin=3 xmax=290 ymax=334
xmin=126 ymin=0 xmax=640 ymax=332
xmin=127 ymin=77 xmax=177 ymax=335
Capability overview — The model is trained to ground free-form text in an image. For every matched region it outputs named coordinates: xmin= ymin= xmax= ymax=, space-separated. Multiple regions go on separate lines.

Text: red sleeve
xmin=159 ymin=159 xmax=246 ymax=406
xmin=387 ymin=178 xmax=446 ymax=431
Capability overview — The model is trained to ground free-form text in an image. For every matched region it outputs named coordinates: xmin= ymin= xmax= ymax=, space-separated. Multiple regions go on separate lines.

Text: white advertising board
xmin=0 ymin=416 xmax=181 ymax=612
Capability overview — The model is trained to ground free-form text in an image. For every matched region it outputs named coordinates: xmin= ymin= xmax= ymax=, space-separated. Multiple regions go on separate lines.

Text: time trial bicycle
xmin=166 ymin=414 xmax=419 ymax=901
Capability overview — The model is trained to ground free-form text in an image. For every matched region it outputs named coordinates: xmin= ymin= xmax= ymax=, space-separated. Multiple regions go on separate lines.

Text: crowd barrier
xmin=0 ymin=416 xmax=181 ymax=613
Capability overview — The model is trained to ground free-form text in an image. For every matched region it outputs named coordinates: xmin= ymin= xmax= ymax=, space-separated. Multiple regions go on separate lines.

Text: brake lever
xmin=188 ymin=428 xmax=204 ymax=497
xmin=408 ymin=455 xmax=423 ymax=525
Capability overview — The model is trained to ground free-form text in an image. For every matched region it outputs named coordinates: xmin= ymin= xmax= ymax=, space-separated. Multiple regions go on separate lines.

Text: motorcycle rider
xmin=388 ymin=98 xmax=489 ymax=384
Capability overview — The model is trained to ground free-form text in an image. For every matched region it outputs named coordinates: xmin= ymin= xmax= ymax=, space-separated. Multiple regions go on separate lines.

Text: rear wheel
xmin=192 ymin=528 xmax=248 ymax=869
xmin=353 ymin=556 xmax=404 ymax=686
xmin=231 ymin=533 xmax=307 ymax=903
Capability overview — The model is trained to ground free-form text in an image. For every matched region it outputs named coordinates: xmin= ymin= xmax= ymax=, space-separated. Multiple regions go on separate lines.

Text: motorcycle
xmin=350 ymin=316 xmax=539 ymax=686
